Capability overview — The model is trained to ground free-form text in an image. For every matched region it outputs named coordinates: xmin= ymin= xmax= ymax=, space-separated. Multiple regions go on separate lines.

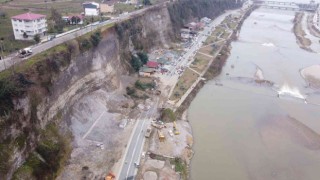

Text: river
xmin=189 ymin=7 xmax=320 ymax=180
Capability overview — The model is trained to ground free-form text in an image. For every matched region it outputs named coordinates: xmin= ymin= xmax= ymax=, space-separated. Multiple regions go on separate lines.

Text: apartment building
xmin=11 ymin=12 xmax=47 ymax=40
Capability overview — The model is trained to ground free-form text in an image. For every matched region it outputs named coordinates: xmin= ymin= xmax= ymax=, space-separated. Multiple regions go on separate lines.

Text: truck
xmin=19 ymin=48 xmax=32 ymax=58
xmin=105 ymin=172 xmax=115 ymax=180
xmin=145 ymin=127 xmax=152 ymax=138
xmin=173 ymin=121 xmax=180 ymax=135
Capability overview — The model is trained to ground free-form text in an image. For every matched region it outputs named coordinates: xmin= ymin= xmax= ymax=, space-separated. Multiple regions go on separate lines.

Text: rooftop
xmin=140 ymin=67 xmax=156 ymax=73
xmin=146 ymin=61 xmax=159 ymax=68
xmin=11 ymin=12 xmax=46 ymax=21
xmin=83 ymin=2 xmax=100 ymax=8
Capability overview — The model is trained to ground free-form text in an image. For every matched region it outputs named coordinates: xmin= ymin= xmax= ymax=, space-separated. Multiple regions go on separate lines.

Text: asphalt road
xmin=118 ymin=98 xmax=159 ymax=180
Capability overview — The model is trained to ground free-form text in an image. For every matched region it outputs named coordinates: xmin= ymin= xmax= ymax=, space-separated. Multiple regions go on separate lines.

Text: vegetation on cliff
xmin=0 ymin=24 xmax=112 ymax=179
xmin=12 ymin=123 xmax=71 ymax=180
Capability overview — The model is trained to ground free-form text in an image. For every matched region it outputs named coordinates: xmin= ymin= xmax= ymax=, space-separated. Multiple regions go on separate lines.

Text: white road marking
xmin=82 ymin=111 xmax=106 ymax=139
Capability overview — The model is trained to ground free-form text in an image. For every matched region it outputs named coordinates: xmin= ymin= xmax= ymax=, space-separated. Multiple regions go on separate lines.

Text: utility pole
xmin=0 ymin=38 xmax=7 ymax=70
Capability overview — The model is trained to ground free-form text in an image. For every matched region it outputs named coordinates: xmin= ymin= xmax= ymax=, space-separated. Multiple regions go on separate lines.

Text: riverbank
xmin=171 ymin=4 xmax=257 ymax=179
xmin=176 ymin=6 xmax=257 ymax=118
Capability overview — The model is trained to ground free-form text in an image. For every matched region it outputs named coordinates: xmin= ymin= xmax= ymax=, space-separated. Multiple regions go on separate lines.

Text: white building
xmin=83 ymin=2 xmax=100 ymax=16
xmin=11 ymin=12 xmax=47 ymax=40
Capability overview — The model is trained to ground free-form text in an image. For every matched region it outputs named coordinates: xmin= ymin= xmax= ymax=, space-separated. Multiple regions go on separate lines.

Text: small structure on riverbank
xmin=139 ymin=67 xmax=156 ymax=77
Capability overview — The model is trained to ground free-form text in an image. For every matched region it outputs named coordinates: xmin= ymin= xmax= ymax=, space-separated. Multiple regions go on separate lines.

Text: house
xmin=201 ymin=17 xmax=211 ymax=24
xmin=63 ymin=15 xmax=84 ymax=25
xmin=185 ymin=22 xmax=197 ymax=31
xmin=181 ymin=28 xmax=191 ymax=40
xmin=100 ymin=0 xmax=116 ymax=13
xmin=157 ymin=58 xmax=169 ymax=65
xmin=185 ymin=22 xmax=205 ymax=31
xmin=11 ymin=12 xmax=47 ymax=40
xmin=139 ymin=67 xmax=156 ymax=77
xmin=146 ymin=61 xmax=159 ymax=68
xmin=83 ymin=2 xmax=100 ymax=16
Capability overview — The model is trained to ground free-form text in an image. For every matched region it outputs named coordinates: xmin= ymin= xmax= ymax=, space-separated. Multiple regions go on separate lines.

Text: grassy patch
xmin=199 ymin=41 xmax=222 ymax=56
xmin=100 ymin=22 xmax=116 ymax=32
xmin=114 ymin=3 xmax=136 ymax=14
xmin=204 ymin=35 xmax=218 ymax=44
xmin=170 ymin=68 xmax=198 ymax=101
xmin=170 ymin=158 xmax=187 ymax=180
xmin=190 ymin=53 xmax=211 ymax=73
xmin=227 ymin=21 xmax=238 ymax=30
xmin=211 ymin=26 xmax=225 ymax=37
xmin=5 ymin=0 xmax=85 ymax=15
xmin=160 ymin=108 xmax=176 ymax=122
xmin=221 ymin=31 xmax=231 ymax=39
xmin=135 ymin=80 xmax=155 ymax=91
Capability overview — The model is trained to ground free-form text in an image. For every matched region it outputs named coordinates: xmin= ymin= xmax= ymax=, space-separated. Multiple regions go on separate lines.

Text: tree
xmin=90 ymin=31 xmax=101 ymax=47
xmin=50 ymin=8 xmax=65 ymax=33
xmin=34 ymin=34 xmax=41 ymax=43
xmin=143 ymin=0 xmax=151 ymax=5
xmin=0 ymin=11 xmax=6 ymax=18
xmin=70 ymin=16 xmax=81 ymax=25
xmin=137 ymin=52 xmax=148 ymax=64
xmin=23 ymin=32 xmax=28 ymax=39
xmin=71 ymin=16 xmax=76 ymax=25
xmin=131 ymin=55 xmax=142 ymax=72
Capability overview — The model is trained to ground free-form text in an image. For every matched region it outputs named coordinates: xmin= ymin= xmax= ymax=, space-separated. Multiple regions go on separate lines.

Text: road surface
xmin=118 ymin=98 xmax=159 ymax=180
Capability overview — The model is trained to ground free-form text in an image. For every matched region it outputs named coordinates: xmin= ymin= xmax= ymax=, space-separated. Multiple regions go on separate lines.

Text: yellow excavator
xmin=173 ymin=121 xmax=180 ymax=135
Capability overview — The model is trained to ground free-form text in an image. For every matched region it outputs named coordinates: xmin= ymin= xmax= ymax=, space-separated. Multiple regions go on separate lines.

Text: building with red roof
xmin=146 ymin=61 xmax=159 ymax=68
xmin=11 ymin=12 xmax=47 ymax=40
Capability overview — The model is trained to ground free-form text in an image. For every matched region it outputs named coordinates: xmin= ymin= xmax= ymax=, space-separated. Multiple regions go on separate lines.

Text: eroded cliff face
xmin=0 ymin=0 xmax=242 ymax=179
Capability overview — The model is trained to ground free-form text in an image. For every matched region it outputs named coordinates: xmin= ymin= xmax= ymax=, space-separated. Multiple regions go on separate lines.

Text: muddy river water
xmin=189 ymin=7 xmax=320 ymax=180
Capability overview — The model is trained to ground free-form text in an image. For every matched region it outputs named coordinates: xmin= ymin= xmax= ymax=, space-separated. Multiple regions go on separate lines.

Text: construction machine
xmin=105 ymin=172 xmax=115 ymax=180
xmin=173 ymin=121 xmax=180 ymax=135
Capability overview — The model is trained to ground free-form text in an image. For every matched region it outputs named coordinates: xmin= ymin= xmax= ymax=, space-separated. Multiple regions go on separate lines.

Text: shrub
xmin=34 ymin=34 xmax=40 ymax=43
xmin=130 ymin=55 xmax=142 ymax=72
xmin=137 ymin=52 xmax=148 ymax=64
xmin=79 ymin=38 xmax=92 ymax=51
xmin=161 ymin=108 xmax=176 ymax=122
xmin=126 ymin=87 xmax=136 ymax=96
xmin=134 ymin=80 xmax=155 ymax=91
xmin=90 ymin=31 xmax=101 ymax=47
